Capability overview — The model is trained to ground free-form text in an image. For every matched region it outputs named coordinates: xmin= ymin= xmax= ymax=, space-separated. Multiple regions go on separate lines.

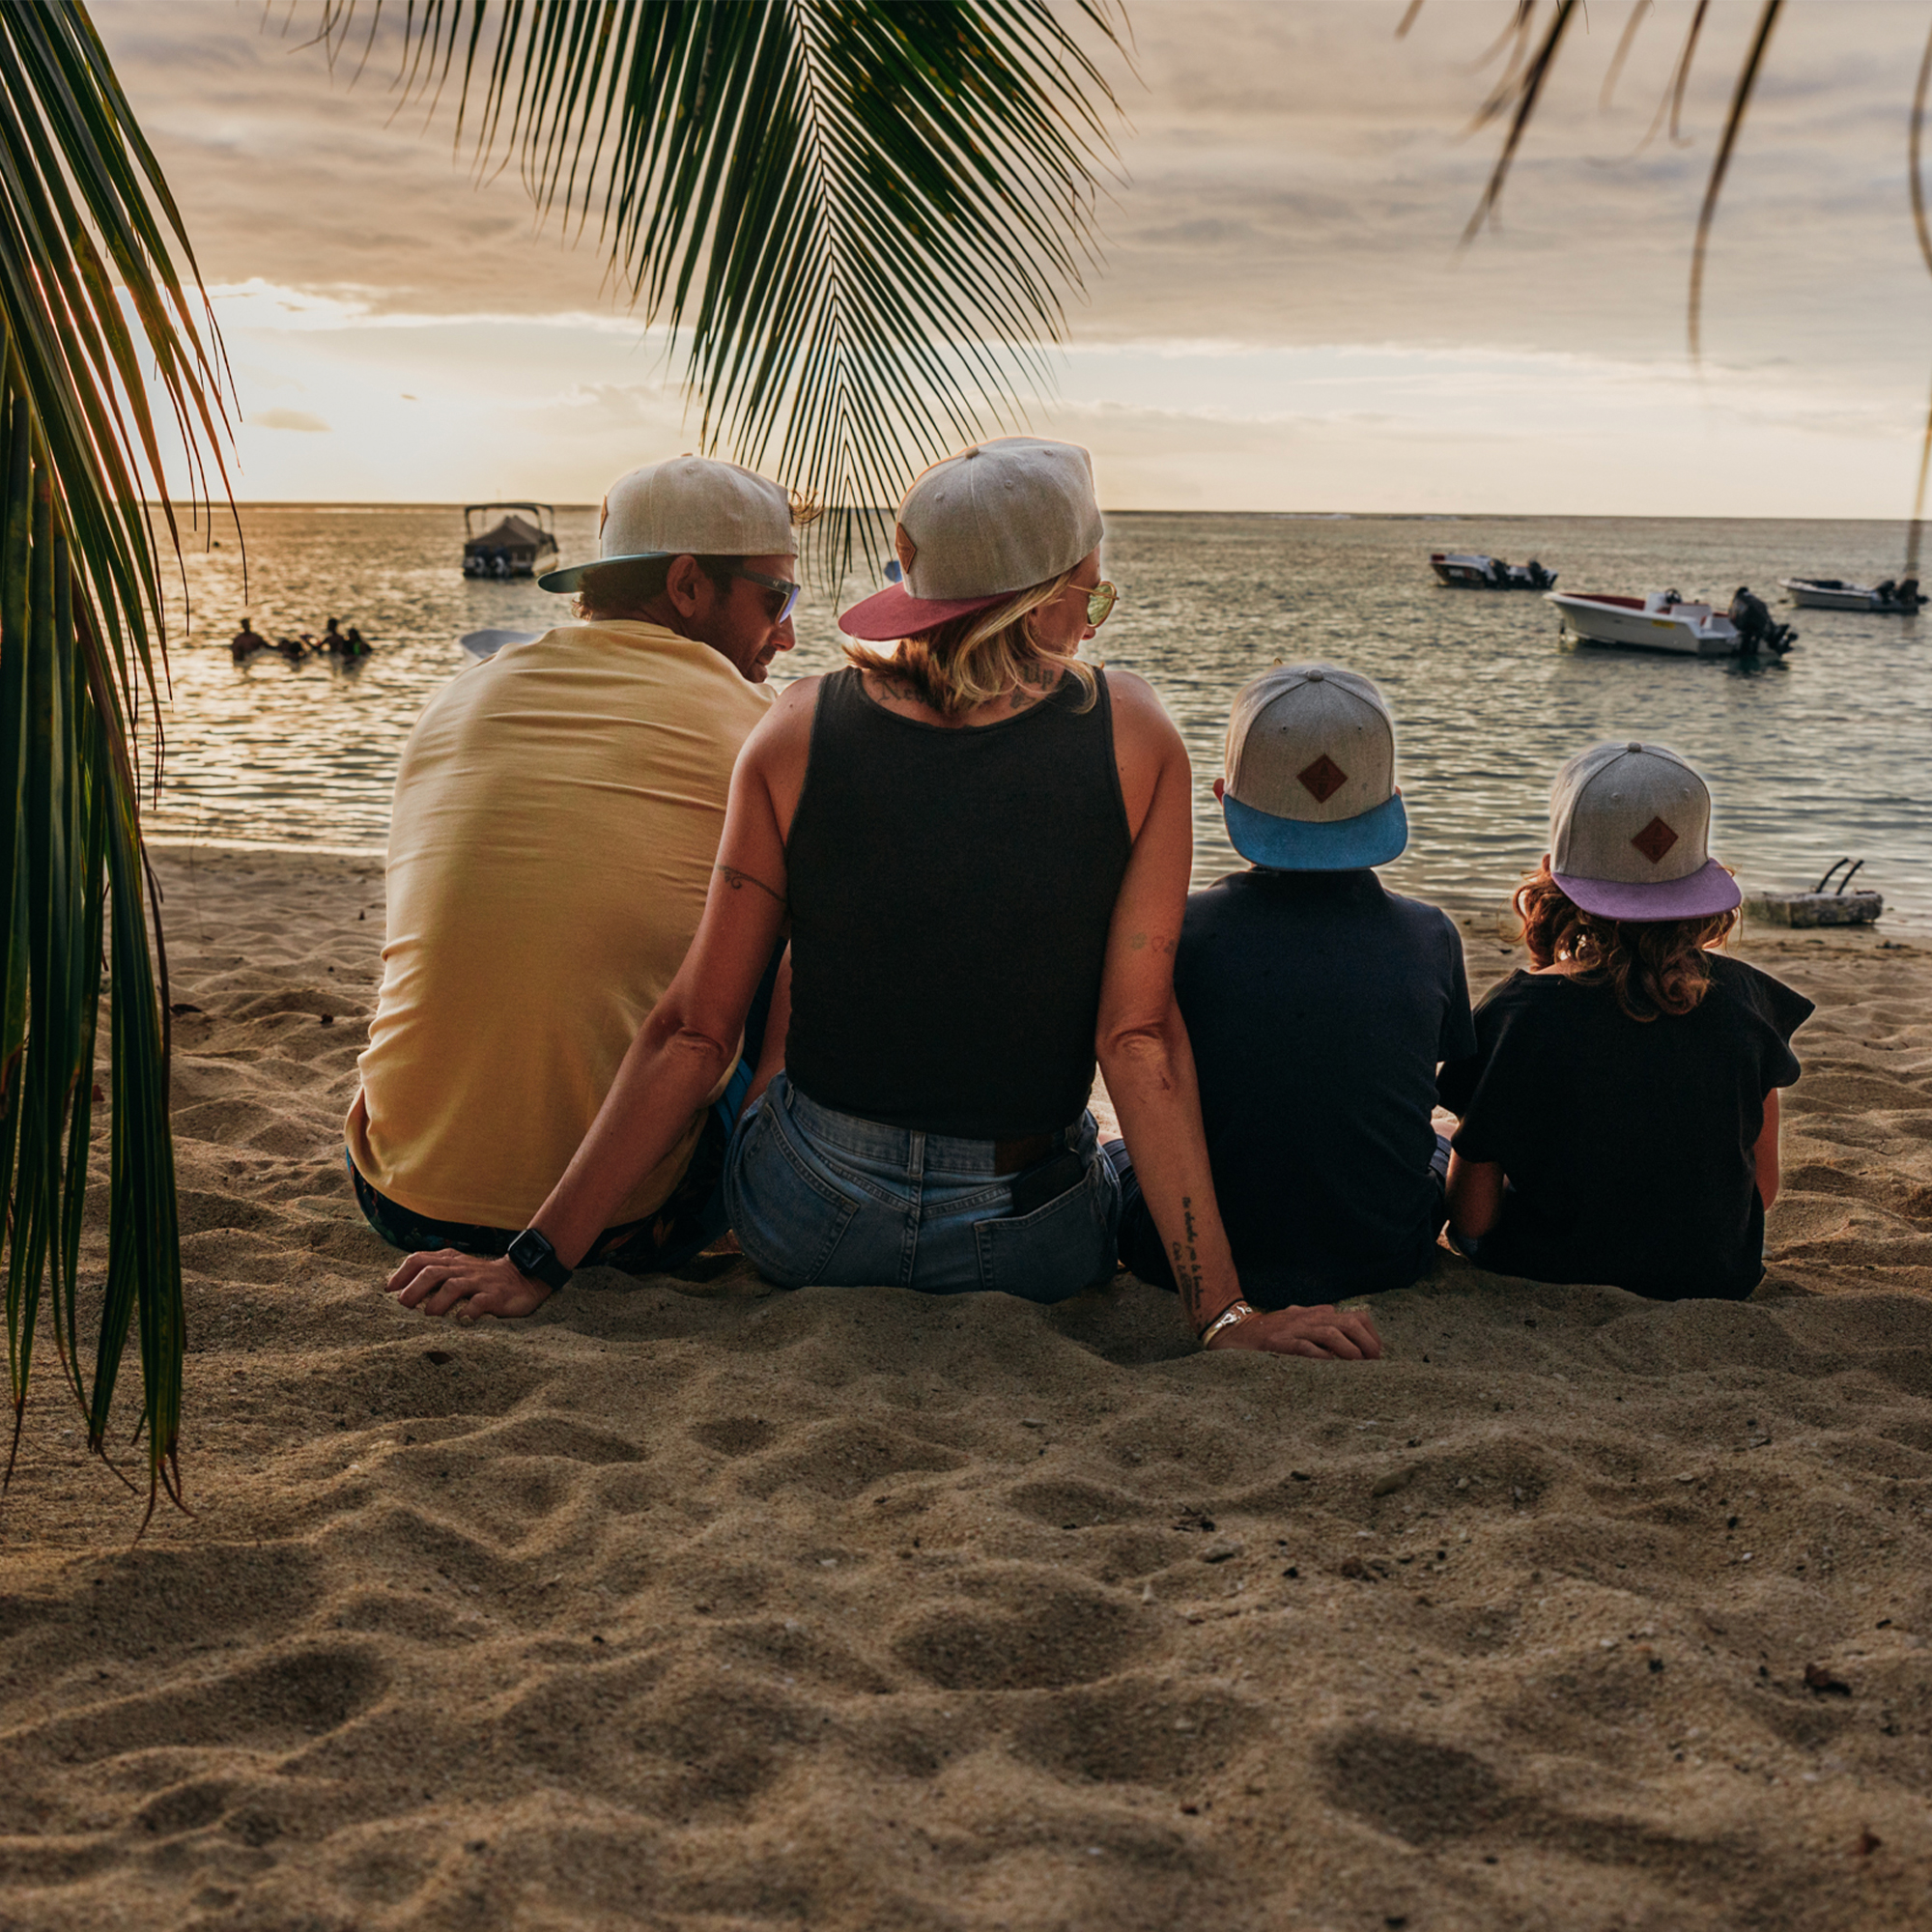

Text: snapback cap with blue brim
xmin=538 ymin=454 xmax=800 ymax=593
xmin=1221 ymin=664 xmax=1408 ymax=870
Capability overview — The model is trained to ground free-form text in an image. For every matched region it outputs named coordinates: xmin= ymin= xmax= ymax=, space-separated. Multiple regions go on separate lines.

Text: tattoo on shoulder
xmin=715 ymin=865 xmax=785 ymax=906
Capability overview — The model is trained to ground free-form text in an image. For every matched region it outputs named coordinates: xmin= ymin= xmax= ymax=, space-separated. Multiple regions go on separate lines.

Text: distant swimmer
xmin=230 ymin=616 xmax=270 ymax=663
xmin=323 ymin=616 xmax=373 ymax=660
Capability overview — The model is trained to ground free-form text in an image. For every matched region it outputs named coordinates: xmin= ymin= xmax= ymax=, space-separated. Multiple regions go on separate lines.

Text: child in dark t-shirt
xmin=1436 ymin=741 xmax=1812 ymax=1300
xmin=1113 ymin=664 xmax=1474 ymax=1313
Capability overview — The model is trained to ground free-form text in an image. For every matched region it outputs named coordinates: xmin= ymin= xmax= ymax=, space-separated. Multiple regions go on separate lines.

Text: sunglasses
xmin=734 ymin=566 xmax=802 ymax=626
xmin=1079 ymin=579 xmax=1119 ymax=629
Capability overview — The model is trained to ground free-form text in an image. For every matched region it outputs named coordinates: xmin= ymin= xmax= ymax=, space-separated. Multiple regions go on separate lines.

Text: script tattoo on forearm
xmin=1171 ymin=1194 xmax=1207 ymax=1326
xmin=715 ymin=865 xmax=785 ymax=907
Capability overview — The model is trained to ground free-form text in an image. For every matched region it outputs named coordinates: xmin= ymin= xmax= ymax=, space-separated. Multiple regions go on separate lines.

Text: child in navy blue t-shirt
xmin=1114 ymin=665 xmax=1473 ymax=1306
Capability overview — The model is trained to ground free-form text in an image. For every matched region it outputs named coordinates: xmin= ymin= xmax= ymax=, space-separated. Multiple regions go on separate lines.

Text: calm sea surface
xmin=147 ymin=506 xmax=1932 ymax=927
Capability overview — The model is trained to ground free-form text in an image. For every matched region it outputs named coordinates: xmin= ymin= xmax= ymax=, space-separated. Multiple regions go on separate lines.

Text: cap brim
xmin=536 ymin=551 xmax=671 ymax=594
xmin=838 ymin=582 xmax=1009 ymax=640
xmin=1223 ymin=791 xmax=1408 ymax=871
xmin=1554 ymin=858 xmax=1742 ymax=923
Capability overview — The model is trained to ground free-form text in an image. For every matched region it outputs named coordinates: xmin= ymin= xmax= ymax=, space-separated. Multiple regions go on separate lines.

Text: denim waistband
xmin=778 ymin=1076 xmax=1079 ymax=1176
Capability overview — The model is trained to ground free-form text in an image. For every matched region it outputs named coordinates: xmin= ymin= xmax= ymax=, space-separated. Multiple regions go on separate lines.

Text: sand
xmin=2 ymin=844 xmax=1930 ymax=1931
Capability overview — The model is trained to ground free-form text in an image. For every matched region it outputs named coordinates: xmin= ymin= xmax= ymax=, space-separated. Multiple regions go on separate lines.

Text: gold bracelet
xmin=1198 ymin=1299 xmax=1257 ymax=1346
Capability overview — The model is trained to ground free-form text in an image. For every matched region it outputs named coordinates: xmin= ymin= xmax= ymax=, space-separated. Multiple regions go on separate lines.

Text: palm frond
xmin=0 ymin=2 xmax=231 ymax=1511
xmin=1414 ymin=0 xmax=1791 ymax=360
xmin=306 ymin=0 xmax=1128 ymax=575
xmin=1686 ymin=0 xmax=1782 ymax=360
xmin=1458 ymin=0 xmax=1580 ymax=245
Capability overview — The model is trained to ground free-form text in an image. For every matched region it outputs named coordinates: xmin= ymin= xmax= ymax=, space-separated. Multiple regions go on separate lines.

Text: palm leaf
xmin=307 ymin=0 xmax=1127 ymax=573
xmin=0 ymin=2 xmax=232 ymax=1512
xmin=1415 ymin=0 xmax=1790 ymax=360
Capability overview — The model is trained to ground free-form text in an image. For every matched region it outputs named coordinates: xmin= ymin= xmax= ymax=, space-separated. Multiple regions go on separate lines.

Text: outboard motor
xmin=1900 ymin=576 xmax=1924 ymax=607
xmin=1730 ymin=586 xmax=1795 ymax=656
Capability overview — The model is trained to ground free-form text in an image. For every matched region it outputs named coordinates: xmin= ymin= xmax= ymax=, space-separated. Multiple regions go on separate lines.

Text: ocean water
xmin=146 ymin=505 xmax=1932 ymax=927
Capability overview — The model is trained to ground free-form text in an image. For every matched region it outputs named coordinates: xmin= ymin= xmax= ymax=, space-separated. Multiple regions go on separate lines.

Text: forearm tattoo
xmin=715 ymin=865 xmax=785 ymax=907
xmin=1171 ymin=1194 xmax=1207 ymax=1324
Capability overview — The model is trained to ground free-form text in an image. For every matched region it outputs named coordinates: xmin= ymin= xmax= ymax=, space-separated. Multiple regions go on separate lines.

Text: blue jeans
xmin=724 ymin=1073 xmax=1120 ymax=1300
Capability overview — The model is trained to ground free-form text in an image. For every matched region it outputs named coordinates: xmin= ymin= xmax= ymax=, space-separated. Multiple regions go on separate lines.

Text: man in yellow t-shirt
xmin=346 ymin=456 xmax=807 ymax=1279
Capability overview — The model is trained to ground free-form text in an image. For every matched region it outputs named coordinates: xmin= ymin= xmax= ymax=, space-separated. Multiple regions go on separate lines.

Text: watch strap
xmin=507 ymin=1226 xmax=572 ymax=1293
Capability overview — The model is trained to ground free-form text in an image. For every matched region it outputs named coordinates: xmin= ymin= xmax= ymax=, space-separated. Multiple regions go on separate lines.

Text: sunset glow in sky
xmin=102 ymin=1 xmax=1932 ymax=516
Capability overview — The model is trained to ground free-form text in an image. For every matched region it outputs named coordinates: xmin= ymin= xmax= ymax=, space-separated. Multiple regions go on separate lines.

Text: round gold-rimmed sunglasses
xmin=1082 ymin=580 xmax=1119 ymax=629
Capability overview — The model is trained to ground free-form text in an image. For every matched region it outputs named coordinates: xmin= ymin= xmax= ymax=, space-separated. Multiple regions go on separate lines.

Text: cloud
xmin=94 ymin=0 xmax=1932 ymax=513
xmin=252 ymin=408 xmax=331 ymax=433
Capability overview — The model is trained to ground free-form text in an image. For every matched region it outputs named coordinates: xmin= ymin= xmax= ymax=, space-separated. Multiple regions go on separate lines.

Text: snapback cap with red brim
xmin=838 ymin=436 xmax=1105 ymax=641
xmin=838 ymin=573 xmax=1009 ymax=641
xmin=1549 ymin=739 xmax=1742 ymax=922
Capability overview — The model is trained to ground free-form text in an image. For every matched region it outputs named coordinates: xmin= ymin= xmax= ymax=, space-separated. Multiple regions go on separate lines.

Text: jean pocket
xmin=724 ymin=1097 xmax=862 ymax=1289
xmin=973 ymin=1158 xmax=1116 ymax=1303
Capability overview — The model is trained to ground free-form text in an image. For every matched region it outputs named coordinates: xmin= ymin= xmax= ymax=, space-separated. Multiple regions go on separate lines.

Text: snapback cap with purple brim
xmin=838 ymin=436 xmax=1105 ymax=641
xmin=1549 ymin=739 xmax=1742 ymax=922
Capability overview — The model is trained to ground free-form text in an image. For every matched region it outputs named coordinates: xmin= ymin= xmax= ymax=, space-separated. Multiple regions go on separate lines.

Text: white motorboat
xmin=1545 ymin=589 xmax=1745 ymax=657
xmin=1430 ymin=551 xmax=1555 ymax=590
xmin=1778 ymin=576 xmax=1926 ymax=612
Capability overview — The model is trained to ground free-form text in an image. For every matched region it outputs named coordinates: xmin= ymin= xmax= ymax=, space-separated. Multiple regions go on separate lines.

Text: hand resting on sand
xmin=1206 ymin=1304 xmax=1383 ymax=1359
xmin=385 ymin=1250 xmax=551 ymax=1321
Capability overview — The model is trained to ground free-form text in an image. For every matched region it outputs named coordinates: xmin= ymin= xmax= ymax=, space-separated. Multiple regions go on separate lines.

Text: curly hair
xmin=1515 ymin=867 xmax=1738 ymax=1021
xmin=843 ymin=567 xmax=1098 ymax=721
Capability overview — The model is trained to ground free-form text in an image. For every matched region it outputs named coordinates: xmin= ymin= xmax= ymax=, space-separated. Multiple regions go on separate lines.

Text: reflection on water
xmin=149 ymin=506 xmax=1932 ymax=926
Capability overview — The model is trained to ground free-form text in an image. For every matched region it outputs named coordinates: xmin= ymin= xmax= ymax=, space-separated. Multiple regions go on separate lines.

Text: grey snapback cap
xmin=897 ymin=437 xmax=1103 ymax=600
xmin=1548 ymin=740 xmax=1741 ymax=921
xmin=838 ymin=436 xmax=1105 ymax=639
xmin=1220 ymin=664 xmax=1407 ymax=869
xmin=540 ymin=455 xmax=797 ymax=592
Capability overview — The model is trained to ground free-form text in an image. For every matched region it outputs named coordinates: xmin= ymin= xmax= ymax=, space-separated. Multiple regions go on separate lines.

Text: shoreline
xmin=0 ymin=845 xmax=1927 ymax=1929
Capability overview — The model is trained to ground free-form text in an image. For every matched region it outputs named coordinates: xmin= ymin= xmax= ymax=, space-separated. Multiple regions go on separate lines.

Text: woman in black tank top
xmin=389 ymin=440 xmax=1382 ymax=1361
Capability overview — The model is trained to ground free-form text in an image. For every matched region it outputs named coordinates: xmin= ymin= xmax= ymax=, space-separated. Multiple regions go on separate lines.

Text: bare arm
xmin=386 ymin=692 xmax=808 ymax=1319
xmin=1097 ymin=675 xmax=1379 ymax=1361
xmin=1445 ymin=1151 xmax=1504 ymax=1240
xmin=1754 ymin=1087 xmax=1781 ymax=1209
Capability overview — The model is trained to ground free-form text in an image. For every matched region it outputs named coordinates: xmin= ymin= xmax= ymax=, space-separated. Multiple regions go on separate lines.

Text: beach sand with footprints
xmin=3 ymin=846 xmax=1931 ymax=1930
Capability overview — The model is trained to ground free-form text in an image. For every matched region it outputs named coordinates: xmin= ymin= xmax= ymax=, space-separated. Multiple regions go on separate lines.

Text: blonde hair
xmin=844 ymin=568 xmax=1098 ymax=720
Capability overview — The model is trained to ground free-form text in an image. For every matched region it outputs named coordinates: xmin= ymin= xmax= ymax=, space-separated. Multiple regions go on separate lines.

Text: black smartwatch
xmin=506 ymin=1226 xmax=573 ymax=1293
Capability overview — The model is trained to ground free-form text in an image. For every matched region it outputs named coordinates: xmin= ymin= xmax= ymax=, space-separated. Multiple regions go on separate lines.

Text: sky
xmin=96 ymin=0 xmax=1932 ymax=516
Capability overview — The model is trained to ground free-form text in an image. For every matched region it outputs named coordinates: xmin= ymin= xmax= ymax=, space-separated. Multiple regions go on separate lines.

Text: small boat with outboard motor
xmin=1544 ymin=586 xmax=1796 ymax=658
xmin=1778 ymin=575 xmax=1927 ymax=612
xmin=1430 ymin=551 xmax=1555 ymax=590
xmin=462 ymin=502 xmax=558 ymax=580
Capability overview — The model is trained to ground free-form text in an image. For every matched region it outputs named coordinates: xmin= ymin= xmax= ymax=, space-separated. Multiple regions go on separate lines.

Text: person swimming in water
xmin=230 ymin=616 xmax=270 ymax=663
xmin=323 ymin=616 xmax=373 ymax=659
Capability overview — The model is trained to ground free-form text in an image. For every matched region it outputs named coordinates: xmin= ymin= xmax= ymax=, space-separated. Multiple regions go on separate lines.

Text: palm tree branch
xmin=314 ymin=0 xmax=1126 ymax=559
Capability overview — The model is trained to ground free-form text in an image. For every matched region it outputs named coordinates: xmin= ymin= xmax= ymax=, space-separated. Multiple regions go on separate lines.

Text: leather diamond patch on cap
xmin=1298 ymin=753 xmax=1349 ymax=804
xmin=1631 ymin=816 xmax=1680 ymax=865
